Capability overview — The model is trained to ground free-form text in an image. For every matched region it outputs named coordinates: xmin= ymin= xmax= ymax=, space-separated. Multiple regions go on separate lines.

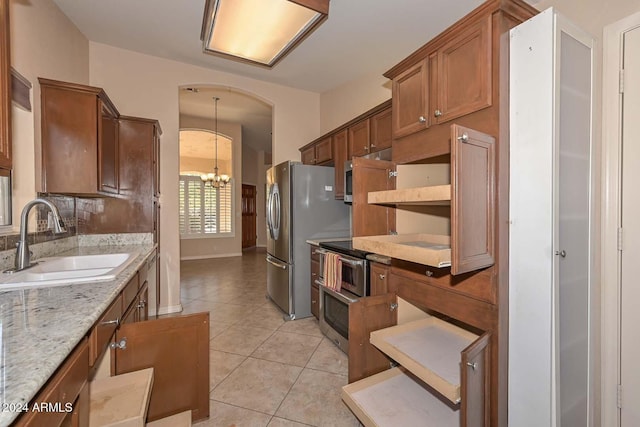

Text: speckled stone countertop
xmin=305 ymin=237 xmax=351 ymax=246
xmin=0 ymin=240 xmax=156 ymax=426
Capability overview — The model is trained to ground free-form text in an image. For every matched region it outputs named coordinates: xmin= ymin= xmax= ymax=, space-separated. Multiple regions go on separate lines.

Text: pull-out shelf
xmin=370 ymin=317 xmax=478 ymax=403
xmin=353 ymin=233 xmax=451 ymax=268
xmin=368 ymin=185 xmax=451 ymax=205
xmin=342 ymin=367 xmax=460 ymax=427
xmin=89 ymin=368 xmax=154 ymax=427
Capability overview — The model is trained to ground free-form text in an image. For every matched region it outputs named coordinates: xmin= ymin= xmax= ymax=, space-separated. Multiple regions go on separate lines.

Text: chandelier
xmin=201 ymin=97 xmax=230 ymax=188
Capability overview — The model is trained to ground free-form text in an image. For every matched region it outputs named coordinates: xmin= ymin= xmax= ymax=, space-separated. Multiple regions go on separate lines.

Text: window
xmin=179 ymin=175 xmax=233 ymax=236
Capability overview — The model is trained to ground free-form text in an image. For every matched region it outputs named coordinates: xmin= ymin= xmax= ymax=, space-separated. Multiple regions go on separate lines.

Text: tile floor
xmin=182 ymin=248 xmax=361 ymax=427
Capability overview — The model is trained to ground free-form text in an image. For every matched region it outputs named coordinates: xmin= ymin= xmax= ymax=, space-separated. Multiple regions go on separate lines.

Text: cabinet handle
xmin=418 ymin=116 xmax=427 ymax=123
xmin=137 ymin=300 xmax=147 ymax=309
xmin=434 ymin=109 xmax=443 ymax=117
xmin=425 ymin=270 xmax=434 ymax=277
xmin=555 ymin=250 xmax=567 ymax=258
xmin=467 ymin=361 xmax=477 ymax=370
xmin=390 ymin=303 xmax=398 ymax=311
xmin=101 ymin=318 xmax=119 ymax=327
xmin=110 ymin=337 xmax=127 ymax=350
xmin=364 ymin=145 xmax=369 ymax=151
xmin=457 ymin=133 xmax=469 ymax=143
xmin=370 ymin=143 xmax=376 ymax=148
xmin=378 ymin=274 xmax=386 ymax=280
xmin=312 ymin=299 xmax=317 ymax=304
xmin=312 ymin=272 xmax=317 ymax=277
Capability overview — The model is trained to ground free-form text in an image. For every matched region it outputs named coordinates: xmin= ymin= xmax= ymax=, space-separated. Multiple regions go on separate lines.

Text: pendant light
xmin=201 ymin=97 xmax=230 ymax=188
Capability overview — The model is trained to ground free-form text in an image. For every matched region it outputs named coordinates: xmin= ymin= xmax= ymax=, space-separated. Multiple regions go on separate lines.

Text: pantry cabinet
xmin=344 ymin=294 xmax=490 ymax=427
xmin=40 ymin=78 xmax=120 ymax=196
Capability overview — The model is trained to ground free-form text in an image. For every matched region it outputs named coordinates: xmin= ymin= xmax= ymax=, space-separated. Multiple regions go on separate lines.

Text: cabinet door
xmin=301 ymin=146 xmax=316 ymax=164
xmin=98 ymin=103 xmax=119 ymax=194
xmin=370 ymin=263 xmax=389 ymax=296
xmin=392 ymin=60 xmax=429 ymax=139
xmin=311 ymin=285 xmax=319 ymax=319
xmin=0 ymin=0 xmax=10 ymax=170
xmin=114 ymin=312 xmax=210 ymax=423
xmin=315 ymin=137 xmax=333 ymax=164
xmin=352 ymin=157 xmax=396 ymax=237
xmin=435 ymin=16 xmax=492 ymax=124
xmin=461 ymin=331 xmax=491 ymax=427
xmin=370 ymin=108 xmax=392 ymax=153
xmin=333 ymin=129 xmax=347 ymax=199
xmin=451 ymin=125 xmax=495 ymax=275
xmin=348 ymin=293 xmax=397 ymax=383
xmin=348 ymin=118 xmax=370 ymax=158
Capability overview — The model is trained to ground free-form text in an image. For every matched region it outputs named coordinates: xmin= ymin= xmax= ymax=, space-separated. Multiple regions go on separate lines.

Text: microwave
xmin=344 ymin=160 xmax=353 ymax=203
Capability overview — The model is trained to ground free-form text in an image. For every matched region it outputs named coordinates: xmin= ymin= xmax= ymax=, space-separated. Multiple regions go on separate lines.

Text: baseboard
xmin=180 ymin=253 xmax=242 ymax=261
xmin=156 ymin=304 xmax=183 ymax=316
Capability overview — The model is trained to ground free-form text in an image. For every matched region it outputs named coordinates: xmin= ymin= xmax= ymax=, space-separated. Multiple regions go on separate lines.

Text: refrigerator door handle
xmin=266 ymin=255 xmax=288 ymax=270
xmin=266 ymin=185 xmax=274 ymax=238
xmin=272 ymin=183 xmax=281 ymax=240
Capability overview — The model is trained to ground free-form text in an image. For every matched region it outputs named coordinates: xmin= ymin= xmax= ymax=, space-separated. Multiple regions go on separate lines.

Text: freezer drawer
xmin=266 ymin=255 xmax=293 ymax=318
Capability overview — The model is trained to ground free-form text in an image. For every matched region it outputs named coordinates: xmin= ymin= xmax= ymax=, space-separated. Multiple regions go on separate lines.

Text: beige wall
xmin=179 ymin=116 xmax=242 ymax=260
xmin=9 ymin=0 xmax=89 ymax=230
xmin=89 ymin=42 xmax=320 ymax=312
xmin=319 ymin=72 xmax=392 ymax=134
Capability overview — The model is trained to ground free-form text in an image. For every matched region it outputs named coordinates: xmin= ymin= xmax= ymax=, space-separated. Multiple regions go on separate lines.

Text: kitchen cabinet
xmin=0 ymin=0 xmax=11 ymax=171
xmin=353 ymin=124 xmax=495 ymax=276
xmin=301 ymin=136 xmax=332 ymax=165
xmin=14 ymin=339 xmax=90 ymax=427
xmin=388 ymin=16 xmax=491 ymax=141
xmin=348 ymin=118 xmax=370 ymax=158
xmin=349 ymin=106 xmax=392 ymax=159
xmin=351 ymin=157 xmax=395 ymax=238
xmin=333 ymin=129 xmax=348 ymax=199
xmin=40 ymin=78 xmax=120 ymax=196
xmin=369 ymin=262 xmax=389 ymax=296
xmin=346 ymin=286 xmax=492 ymax=427
xmin=310 ymin=244 xmax=321 ymax=319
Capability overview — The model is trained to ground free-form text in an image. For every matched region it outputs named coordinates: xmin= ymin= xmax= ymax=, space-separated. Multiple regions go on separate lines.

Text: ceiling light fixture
xmin=201 ymin=97 xmax=230 ymax=188
xmin=200 ymin=0 xmax=330 ymax=68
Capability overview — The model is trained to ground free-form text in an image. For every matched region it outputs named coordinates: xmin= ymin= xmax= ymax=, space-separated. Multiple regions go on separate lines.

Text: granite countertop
xmin=0 ymin=242 xmax=156 ymax=426
xmin=305 ymin=237 xmax=351 ymax=246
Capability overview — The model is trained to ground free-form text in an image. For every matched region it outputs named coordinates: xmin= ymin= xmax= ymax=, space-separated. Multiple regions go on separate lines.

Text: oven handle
xmin=340 ymin=257 xmax=364 ymax=267
xmin=313 ymin=248 xmax=327 ymax=256
xmin=319 ymin=282 xmax=359 ymax=304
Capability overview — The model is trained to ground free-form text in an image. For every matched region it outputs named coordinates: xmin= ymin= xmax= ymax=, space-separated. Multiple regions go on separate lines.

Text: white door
xmin=621 ymin=25 xmax=640 ymax=427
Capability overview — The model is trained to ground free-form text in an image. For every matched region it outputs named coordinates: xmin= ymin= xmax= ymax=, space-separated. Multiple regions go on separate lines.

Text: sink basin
xmin=0 ymin=252 xmax=140 ymax=291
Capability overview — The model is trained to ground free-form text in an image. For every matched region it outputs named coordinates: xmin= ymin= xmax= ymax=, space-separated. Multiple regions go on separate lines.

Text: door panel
xmin=242 ymin=184 xmax=257 ymax=248
xmin=272 ymin=162 xmax=291 ymax=263
xmin=461 ymin=331 xmax=491 ymax=427
xmin=266 ymin=254 xmax=292 ymax=316
xmin=114 ymin=312 xmax=210 ymax=423
xmin=352 ymin=157 xmax=396 ymax=237
xmin=621 ymin=25 xmax=640 ymax=427
xmin=450 ymin=125 xmax=495 ymax=275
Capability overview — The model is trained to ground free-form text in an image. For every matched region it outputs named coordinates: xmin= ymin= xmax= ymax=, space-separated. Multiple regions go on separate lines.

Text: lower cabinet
xmin=344 ymin=293 xmax=490 ymax=426
xmin=310 ymin=245 xmax=321 ymax=319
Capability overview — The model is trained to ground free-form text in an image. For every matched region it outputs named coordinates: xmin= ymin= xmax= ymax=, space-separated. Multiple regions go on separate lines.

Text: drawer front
xmin=311 ymin=284 xmax=319 ymax=319
xmin=392 ymin=260 xmax=495 ymax=305
xmin=122 ymin=273 xmax=139 ymax=313
xmin=311 ymin=259 xmax=320 ymax=285
xmin=310 ymin=245 xmax=320 ymax=262
xmin=15 ymin=339 xmax=89 ymax=426
xmin=89 ymin=295 xmax=122 ymax=366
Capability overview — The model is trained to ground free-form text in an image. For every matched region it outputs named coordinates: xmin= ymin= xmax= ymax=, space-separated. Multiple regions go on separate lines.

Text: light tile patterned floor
xmin=184 ymin=248 xmax=361 ymax=427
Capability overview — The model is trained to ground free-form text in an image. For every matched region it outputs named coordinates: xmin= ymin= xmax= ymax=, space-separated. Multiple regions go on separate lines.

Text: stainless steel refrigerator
xmin=266 ymin=161 xmax=350 ymax=320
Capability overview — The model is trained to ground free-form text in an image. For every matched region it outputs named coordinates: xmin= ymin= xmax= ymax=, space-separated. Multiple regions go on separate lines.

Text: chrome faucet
xmin=15 ymin=198 xmax=67 ymax=271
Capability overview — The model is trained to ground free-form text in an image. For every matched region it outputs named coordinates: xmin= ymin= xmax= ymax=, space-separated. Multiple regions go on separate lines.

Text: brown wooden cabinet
xmin=370 ymin=107 xmax=392 ymax=153
xmin=348 ymin=118 xmax=370 ymax=158
xmin=351 ymin=157 xmax=395 ymax=238
xmin=310 ymin=244 xmax=321 ymax=319
xmin=392 ymin=60 xmax=429 ymax=139
xmin=370 ymin=262 xmax=389 ymax=296
xmin=301 ymin=136 xmax=332 ymax=165
xmin=0 ymin=0 xmax=11 ymax=171
xmin=40 ymin=78 xmax=120 ymax=196
xmin=332 ymin=129 xmax=348 ymax=199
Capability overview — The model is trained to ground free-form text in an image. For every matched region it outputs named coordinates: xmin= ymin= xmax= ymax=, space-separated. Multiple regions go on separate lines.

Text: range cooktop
xmin=319 ymin=239 xmax=370 ymax=259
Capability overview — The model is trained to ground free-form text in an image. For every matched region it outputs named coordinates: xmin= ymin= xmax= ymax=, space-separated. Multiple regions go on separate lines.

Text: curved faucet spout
xmin=15 ymin=198 xmax=67 ymax=271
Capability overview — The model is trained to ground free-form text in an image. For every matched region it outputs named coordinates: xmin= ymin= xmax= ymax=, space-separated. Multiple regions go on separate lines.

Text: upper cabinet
xmin=301 ymin=136 xmax=332 ymax=165
xmin=40 ymin=78 xmax=121 ymax=196
xmin=386 ymin=11 xmax=492 ymax=144
xmin=0 ymin=0 xmax=11 ymax=170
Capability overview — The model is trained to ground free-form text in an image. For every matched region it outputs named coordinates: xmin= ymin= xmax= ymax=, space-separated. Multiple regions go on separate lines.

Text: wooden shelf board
xmin=353 ymin=234 xmax=451 ymax=267
xmin=370 ymin=317 xmax=478 ymax=403
xmin=146 ymin=410 xmax=191 ymax=427
xmin=368 ymin=185 xmax=451 ymax=205
xmin=90 ymin=368 xmax=154 ymax=427
xmin=342 ymin=367 xmax=459 ymax=427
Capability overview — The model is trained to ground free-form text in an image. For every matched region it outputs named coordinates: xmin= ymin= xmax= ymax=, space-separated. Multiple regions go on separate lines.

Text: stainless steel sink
xmin=0 ymin=252 xmax=139 ymax=291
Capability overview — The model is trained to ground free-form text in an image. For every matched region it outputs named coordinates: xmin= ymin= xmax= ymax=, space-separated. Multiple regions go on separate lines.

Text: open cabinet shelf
xmin=370 ymin=317 xmax=479 ymax=403
xmin=368 ymin=184 xmax=451 ymax=205
xmin=89 ymin=368 xmax=154 ymax=427
xmin=353 ymin=233 xmax=451 ymax=268
xmin=343 ymin=367 xmax=460 ymax=427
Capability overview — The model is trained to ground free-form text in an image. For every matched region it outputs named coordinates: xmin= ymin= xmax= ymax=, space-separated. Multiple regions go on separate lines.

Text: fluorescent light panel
xmin=202 ymin=0 xmax=329 ymax=67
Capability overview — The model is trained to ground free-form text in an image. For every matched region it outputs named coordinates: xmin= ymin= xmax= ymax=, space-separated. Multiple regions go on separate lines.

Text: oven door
xmin=319 ymin=284 xmax=359 ymax=354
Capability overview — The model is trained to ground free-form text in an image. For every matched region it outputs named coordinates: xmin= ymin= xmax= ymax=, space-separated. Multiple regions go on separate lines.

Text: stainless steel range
xmin=316 ymin=240 xmax=370 ymax=353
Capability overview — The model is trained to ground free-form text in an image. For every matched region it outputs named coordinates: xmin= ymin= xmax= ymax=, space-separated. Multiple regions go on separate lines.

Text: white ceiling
xmin=51 ymin=0 xmax=538 ymax=153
